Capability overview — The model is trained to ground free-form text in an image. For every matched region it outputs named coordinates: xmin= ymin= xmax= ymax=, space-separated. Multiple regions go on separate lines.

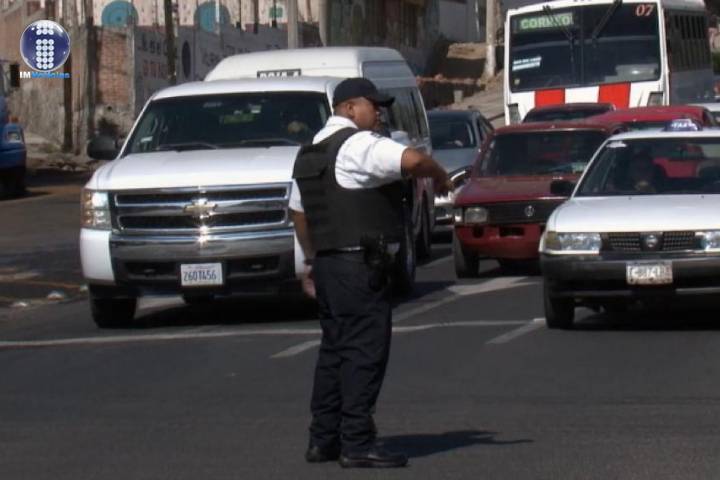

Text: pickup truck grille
xmin=604 ymin=231 xmax=698 ymax=252
xmin=486 ymin=200 xmax=563 ymax=225
xmin=111 ymin=184 xmax=290 ymax=235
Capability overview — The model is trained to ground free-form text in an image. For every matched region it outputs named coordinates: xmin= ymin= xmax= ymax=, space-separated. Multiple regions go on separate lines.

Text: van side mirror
xmin=88 ymin=134 xmax=119 ymax=160
xmin=550 ymin=179 xmax=575 ymax=197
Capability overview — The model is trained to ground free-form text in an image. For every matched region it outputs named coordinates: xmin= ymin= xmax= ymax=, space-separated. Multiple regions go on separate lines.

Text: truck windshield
xmin=479 ymin=130 xmax=607 ymax=176
xmin=578 ymin=138 xmax=720 ymax=196
xmin=126 ymin=92 xmax=330 ymax=154
xmin=509 ymin=3 xmax=660 ymax=92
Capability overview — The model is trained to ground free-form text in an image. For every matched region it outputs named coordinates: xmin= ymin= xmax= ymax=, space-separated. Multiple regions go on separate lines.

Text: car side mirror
xmin=550 ymin=179 xmax=575 ymax=197
xmin=87 ymin=134 xmax=119 ymax=160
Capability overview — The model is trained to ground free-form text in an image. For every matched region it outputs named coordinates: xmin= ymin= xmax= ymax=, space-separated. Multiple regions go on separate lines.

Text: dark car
xmin=0 ymin=96 xmax=26 ymax=198
xmin=428 ymin=109 xmax=494 ymax=233
xmin=523 ymin=103 xmax=615 ymax=123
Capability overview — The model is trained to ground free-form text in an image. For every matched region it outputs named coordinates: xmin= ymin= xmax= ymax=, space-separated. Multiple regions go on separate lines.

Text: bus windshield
xmin=509 ymin=3 xmax=660 ymax=92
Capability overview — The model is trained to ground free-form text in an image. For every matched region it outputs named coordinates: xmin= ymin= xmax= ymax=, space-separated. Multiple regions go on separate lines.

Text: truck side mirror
xmin=9 ymin=64 xmax=20 ymax=89
xmin=550 ymin=179 xmax=575 ymax=197
xmin=87 ymin=134 xmax=119 ymax=160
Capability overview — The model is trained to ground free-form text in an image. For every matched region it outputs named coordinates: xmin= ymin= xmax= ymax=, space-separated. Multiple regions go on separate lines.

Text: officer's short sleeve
xmin=288 ymin=179 xmax=304 ymax=212
xmin=337 ymin=132 xmax=407 ymax=187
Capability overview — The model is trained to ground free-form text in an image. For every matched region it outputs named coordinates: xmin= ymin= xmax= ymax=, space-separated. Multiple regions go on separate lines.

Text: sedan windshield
xmin=479 ymin=130 xmax=607 ymax=176
xmin=126 ymin=92 xmax=330 ymax=154
xmin=578 ymin=138 xmax=720 ymax=196
xmin=429 ymin=118 xmax=477 ymax=150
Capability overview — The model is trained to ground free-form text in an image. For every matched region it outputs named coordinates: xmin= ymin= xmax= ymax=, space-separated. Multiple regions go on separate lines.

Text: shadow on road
xmin=382 ymin=430 xmax=533 ymax=458
xmin=575 ymin=303 xmax=720 ymax=331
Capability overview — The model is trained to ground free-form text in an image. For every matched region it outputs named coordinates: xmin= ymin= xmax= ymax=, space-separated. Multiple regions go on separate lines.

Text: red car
xmin=453 ymin=122 xmax=616 ymax=277
xmin=585 ymin=105 xmax=717 ymax=131
xmin=523 ymin=102 xmax=615 ymax=123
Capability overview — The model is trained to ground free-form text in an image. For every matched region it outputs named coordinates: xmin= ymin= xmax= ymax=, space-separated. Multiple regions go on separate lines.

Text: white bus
xmin=504 ymin=0 xmax=715 ymax=124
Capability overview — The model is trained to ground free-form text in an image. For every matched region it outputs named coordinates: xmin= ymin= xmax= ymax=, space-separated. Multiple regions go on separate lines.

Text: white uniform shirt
xmin=288 ymin=116 xmax=407 ymax=212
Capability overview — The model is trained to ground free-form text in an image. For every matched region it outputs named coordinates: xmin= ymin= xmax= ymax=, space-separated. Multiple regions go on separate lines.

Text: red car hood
xmin=455 ymin=174 xmax=579 ymax=205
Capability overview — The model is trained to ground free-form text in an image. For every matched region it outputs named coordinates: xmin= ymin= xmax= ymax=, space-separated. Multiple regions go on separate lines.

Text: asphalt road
xmin=3 ymin=176 xmax=720 ymax=479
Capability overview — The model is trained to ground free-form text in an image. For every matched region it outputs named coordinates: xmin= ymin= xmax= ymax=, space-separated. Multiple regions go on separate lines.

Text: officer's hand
xmin=434 ymin=175 xmax=454 ymax=197
xmin=301 ymin=265 xmax=316 ymax=299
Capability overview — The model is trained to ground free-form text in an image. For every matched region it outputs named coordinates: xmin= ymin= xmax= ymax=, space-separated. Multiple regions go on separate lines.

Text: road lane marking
xmin=271 ymin=319 xmax=529 ymax=358
xmin=394 ymin=277 xmax=537 ymax=324
xmin=486 ymin=317 xmax=545 ymax=345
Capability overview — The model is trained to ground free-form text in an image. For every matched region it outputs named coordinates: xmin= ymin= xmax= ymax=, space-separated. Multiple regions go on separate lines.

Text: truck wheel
xmin=393 ymin=210 xmax=416 ymax=296
xmin=90 ymin=294 xmax=137 ymax=328
xmin=416 ymin=200 xmax=432 ymax=260
xmin=453 ymin=232 xmax=479 ymax=278
xmin=543 ymin=284 xmax=575 ymax=329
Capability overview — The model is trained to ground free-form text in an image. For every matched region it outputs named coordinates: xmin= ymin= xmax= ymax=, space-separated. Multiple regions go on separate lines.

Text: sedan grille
xmin=486 ymin=200 xmax=563 ymax=225
xmin=604 ymin=231 xmax=698 ymax=252
xmin=112 ymin=184 xmax=290 ymax=235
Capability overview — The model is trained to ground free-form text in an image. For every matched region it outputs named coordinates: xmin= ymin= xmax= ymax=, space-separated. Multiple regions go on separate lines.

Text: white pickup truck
xmin=81 ymin=47 xmax=434 ymax=327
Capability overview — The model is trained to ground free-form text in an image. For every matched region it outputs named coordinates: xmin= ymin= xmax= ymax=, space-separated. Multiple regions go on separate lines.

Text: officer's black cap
xmin=332 ymin=78 xmax=395 ymax=108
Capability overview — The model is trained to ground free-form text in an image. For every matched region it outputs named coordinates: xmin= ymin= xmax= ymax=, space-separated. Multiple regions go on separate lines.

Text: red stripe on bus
xmin=598 ymin=83 xmax=631 ymax=108
xmin=534 ymin=89 xmax=565 ymax=107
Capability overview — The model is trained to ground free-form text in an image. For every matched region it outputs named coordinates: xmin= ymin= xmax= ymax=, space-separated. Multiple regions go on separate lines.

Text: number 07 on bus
xmin=504 ymin=0 xmax=715 ymax=124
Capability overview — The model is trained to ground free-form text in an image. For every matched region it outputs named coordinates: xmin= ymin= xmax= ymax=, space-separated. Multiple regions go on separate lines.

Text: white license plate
xmin=180 ymin=263 xmax=223 ymax=287
xmin=626 ymin=261 xmax=673 ymax=285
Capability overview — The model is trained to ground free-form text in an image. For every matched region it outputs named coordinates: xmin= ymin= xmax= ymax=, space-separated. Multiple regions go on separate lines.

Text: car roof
xmin=606 ymin=129 xmax=720 ymax=141
xmin=150 ymin=77 xmax=339 ymax=100
xmin=527 ymin=102 xmax=614 ymax=114
xmin=494 ymin=121 xmax=614 ymax=135
xmin=586 ymin=105 xmax=709 ymax=124
xmin=428 ymin=109 xmax=482 ymax=120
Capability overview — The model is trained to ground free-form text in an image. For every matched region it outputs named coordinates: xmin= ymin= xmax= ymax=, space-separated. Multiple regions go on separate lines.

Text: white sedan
xmin=539 ymin=124 xmax=720 ymax=328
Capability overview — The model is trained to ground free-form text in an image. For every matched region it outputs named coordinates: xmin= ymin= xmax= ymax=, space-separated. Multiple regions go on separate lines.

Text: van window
xmin=126 ymin=92 xmax=330 ymax=154
xmin=381 ymin=88 xmax=420 ymax=140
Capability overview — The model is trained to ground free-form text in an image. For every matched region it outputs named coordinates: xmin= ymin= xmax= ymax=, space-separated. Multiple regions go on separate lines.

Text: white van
xmin=81 ymin=47 xmax=433 ymax=328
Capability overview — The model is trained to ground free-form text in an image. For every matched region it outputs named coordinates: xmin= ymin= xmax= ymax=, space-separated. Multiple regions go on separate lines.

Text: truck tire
xmin=453 ymin=232 xmax=479 ymax=278
xmin=393 ymin=207 xmax=416 ymax=296
xmin=416 ymin=200 xmax=432 ymax=260
xmin=543 ymin=284 xmax=575 ymax=329
xmin=90 ymin=294 xmax=137 ymax=328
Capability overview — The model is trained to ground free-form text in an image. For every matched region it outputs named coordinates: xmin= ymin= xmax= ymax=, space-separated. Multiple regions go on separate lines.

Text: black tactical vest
xmin=292 ymin=127 xmax=405 ymax=252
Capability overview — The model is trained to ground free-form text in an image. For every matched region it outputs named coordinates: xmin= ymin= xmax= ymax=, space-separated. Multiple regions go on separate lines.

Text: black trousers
xmin=309 ymin=251 xmax=392 ymax=453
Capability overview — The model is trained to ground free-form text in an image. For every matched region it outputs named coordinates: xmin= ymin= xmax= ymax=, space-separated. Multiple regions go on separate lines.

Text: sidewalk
xmin=448 ymin=74 xmax=505 ymax=127
xmin=24 ymin=131 xmax=97 ymax=172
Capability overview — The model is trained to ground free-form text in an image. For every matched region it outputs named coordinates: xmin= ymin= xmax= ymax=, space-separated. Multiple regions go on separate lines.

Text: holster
xmin=360 ymin=235 xmax=393 ymax=291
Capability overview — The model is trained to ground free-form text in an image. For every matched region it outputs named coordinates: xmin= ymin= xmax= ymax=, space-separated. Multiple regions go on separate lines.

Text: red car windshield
xmin=478 ymin=130 xmax=607 ymax=176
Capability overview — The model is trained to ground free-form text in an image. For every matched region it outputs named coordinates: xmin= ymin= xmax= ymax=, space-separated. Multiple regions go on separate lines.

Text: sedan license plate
xmin=626 ymin=261 xmax=673 ymax=285
xmin=180 ymin=263 xmax=223 ymax=287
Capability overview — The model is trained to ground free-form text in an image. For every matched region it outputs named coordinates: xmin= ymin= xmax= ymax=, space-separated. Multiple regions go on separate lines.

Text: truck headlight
xmin=698 ymin=231 xmax=720 ymax=252
xmin=464 ymin=207 xmax=488 ymax=225
xmin=543 ymin=231 xmax=601 ymax=254
xmin=81 ymin=189 xmax=111 ymax=230
xmin=5 ymin=130 xmax=23 ymax=144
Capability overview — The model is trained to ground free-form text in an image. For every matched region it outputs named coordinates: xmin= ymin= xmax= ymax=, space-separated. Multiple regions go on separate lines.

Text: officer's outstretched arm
xmin=400 ymin=148 xmax=453 ymax=196
xmin=290 ymin=209 xmax=314 ymax=260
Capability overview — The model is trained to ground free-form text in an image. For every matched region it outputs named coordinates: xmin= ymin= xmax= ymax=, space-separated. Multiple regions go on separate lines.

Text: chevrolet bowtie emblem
xmin=184 ymin=198 xmax=217 ymax=220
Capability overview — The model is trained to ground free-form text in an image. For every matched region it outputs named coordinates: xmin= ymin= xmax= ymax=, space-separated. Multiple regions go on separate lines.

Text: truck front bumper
xmin=82 ymin=228 xmax=298 ymax=295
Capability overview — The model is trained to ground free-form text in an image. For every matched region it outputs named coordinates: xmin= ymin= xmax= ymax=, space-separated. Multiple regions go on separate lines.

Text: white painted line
xmin=271 ymin=339 xmax=322 ymax=358
xmin=271 ymin=319 xmax=529 ymax=358
xmin=394 ymin=277 xmax=537 ymax=324
xmin=486 ymin=317 xmax=545 ymax=345
xmin=0 ymin=326 xmax=322 ymax=350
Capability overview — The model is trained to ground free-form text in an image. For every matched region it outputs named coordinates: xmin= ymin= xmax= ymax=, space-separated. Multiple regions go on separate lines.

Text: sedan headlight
xmin=463 ymin=207 xmax=488 ymax=225
xmin=698 ymin=231 xmax=720 ymax=252
xmin=543 ymin=231 xmax=601 ymax=254
xmin=81 ymin=189 xmax=111 ymax=230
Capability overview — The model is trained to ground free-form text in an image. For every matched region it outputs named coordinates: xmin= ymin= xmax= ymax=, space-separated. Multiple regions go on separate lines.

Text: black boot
xmin=305 ymin=443 xmax=341 ymax=463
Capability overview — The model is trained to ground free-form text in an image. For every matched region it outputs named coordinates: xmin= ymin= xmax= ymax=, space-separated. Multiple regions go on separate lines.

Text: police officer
xmin=290 ymin=78 xmax=452 ymax=469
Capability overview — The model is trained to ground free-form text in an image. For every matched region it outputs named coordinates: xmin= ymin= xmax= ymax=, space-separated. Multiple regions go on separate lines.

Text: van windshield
xmin=126 ymin=92 xmax=330 ymax=154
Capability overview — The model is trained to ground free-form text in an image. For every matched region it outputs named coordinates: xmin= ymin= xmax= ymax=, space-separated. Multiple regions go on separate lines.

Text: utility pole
xmin=84 ymin=0 xmax=96 ymax=144
xmin=287 ymin=0 xmax=299 ymax=48
xmin=62 ymin=0 xmax=75 ymax=152
xmin=483 ymin=0 xmax=497 ymax=80
xmin=252 ymin=0 xmax=259 ymax=33
xmin=318 ymin=0 xmax=328 ymax=45
xmin=164 ymin=0 xmax=177 ymax=85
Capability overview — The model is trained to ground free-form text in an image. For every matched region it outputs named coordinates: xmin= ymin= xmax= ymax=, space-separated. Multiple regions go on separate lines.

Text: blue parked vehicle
xmin=0 ymin=70 xmax=26 ymax=198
